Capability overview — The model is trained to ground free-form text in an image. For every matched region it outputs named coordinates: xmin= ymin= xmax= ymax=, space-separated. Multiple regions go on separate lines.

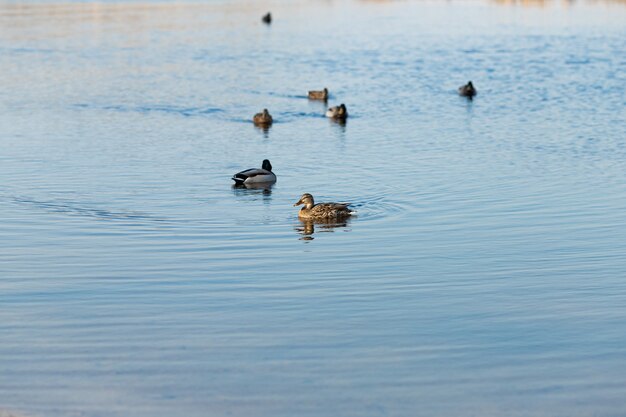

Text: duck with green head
xmin=232 ymin=159 xmax=276 ymax=185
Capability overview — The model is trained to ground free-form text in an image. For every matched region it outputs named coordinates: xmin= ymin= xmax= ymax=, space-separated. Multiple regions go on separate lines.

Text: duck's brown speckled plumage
xmin=308 ymin=88 xmax=328 ymax=100
xmin=293 ymin=193 xmax=352 ymax=219
xmin=253 ymin=109 xmax=273 ymax=125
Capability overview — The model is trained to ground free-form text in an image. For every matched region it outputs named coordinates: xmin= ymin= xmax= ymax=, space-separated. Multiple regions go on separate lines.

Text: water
xmin=1 ymin=0 xmax=626 ymax=416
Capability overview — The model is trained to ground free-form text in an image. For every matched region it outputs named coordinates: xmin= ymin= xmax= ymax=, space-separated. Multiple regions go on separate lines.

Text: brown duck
xmin=253 ymin=109 xmax=273 ymax=125
xmin=308 ymin=88 xmax=328 ymax=100
xmin=293 ymin=193 xmax=353 ymax=219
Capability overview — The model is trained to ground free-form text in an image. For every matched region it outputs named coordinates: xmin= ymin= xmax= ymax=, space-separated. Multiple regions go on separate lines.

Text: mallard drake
xmin=262 ymin=12 xmax=272 ymax=24
xmin=293 ymin=193 xmax=353 ymax=219
xmin=232 ymin=159 xmax=276 ymax=185
xmin=308 ymin=88 xmax=328 ymax=100
xmin=325 ymin=103 xmax=348 ymax=119
xmin=253 ymin=109 xmax=273 ymax=125
xmin=458 ymin=81 xmax=476 ymax=98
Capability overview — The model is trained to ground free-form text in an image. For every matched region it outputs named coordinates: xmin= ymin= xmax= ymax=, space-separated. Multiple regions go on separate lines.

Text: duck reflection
xmin=295 ymin=218 xmax=351 ymax=241
xmin=330 ymin=117 xmax=347 ymax=128
xmin=254 ymin=123 xmax=272 ymax=136
xmin=232 ymin=182 xmax=273 ymax=198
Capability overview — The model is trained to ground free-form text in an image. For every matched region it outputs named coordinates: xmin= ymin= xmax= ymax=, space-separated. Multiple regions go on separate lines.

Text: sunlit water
xmin=1 ymin=0 xmax=626 ymax=416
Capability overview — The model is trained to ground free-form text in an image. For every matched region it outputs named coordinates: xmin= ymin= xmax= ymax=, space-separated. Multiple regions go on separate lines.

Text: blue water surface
xmin=1 ymin=0 xmax=626 ymax=416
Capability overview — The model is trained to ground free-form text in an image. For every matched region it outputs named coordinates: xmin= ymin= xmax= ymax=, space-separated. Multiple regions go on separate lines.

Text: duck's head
xmin=263 ymin=109 xmax=270 ymax=116
xmin=294 ymin=193 xmax=314 ymax=208
xmin=339 ymin=104 xmax=347 ymax=115
xmin=262 ymin=159 xmax=272 ymax=171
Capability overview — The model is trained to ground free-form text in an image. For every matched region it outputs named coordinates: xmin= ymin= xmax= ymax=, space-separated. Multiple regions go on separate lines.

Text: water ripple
xmin=74 ymin=103 xmax=225 ymax=117
xmin=7 ymin=195 xmax=168 ymax=225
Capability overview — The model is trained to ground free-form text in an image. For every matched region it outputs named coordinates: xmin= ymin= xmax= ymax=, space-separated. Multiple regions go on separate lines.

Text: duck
xmin=293 ymin=193 xmax=353 ymax=219
xmin=458 ymin=81 xmax=476 ymax=98
xmin=253 ymin=109 xmax=273 ymax=125
xmin=308 ymin=88 xmax=328 ymax=100
xmin=325 ymin=103 xmax=348 ymax=119
xmin=262 ymin=12 xmax=272 ymax=24
xmin=232 ymin=159 xmax=276 ymax=185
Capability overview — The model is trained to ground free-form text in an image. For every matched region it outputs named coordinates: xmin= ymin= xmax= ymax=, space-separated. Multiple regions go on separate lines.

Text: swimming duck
xmin=262 ymin=12 xmax=272 ymax=24
xmin=325 ymin=103 xmax=348 ymax=119
xmin=232 ymin=159 xmax=276 ymax=185
xmin=293 ymin=193 xmax=353 ymax=219
xmin=253 ymin=109 xmax=273 ymax=125
xmin=308 ymin=88 xmax=328 ymax=100
xmin=458 ymin=81 xmax=476 ymax=98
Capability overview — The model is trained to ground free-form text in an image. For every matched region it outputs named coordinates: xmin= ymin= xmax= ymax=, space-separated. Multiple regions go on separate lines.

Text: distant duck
xmin=326 ymin=103 xmax=348 ymax=119
xmin=232 ymin=159 xmax=276 ymax=185
xmin=293 ymin=193 xmax=353 ymax=219
xmin=262 ymin=12 xmax=272 ymax=24
xmin=308 ymin=88 xmax=329 ymax=100
xmin=253 ymin=109 xmax=273 ymax=125
xmin=458 ymin=81 xmax=476 ymax=98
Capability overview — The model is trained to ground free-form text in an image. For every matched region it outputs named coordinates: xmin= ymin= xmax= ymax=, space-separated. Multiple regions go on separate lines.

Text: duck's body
xmin=262 ymin=12 xmax=272 ymax=24
xmin=458 ymin=81 xmax=476 ymax=98
xmin=308 ymin=88 xmax=328 ymax=100
xmin=253 ymin=109 xmax=273 ymax=125
xmin=326 ymin=103 xmax=348 ymax=119
xmin=232 ymin=159 xmax=276 ymax=185
xmin=293 ymin=193 xmax=353 ymax=219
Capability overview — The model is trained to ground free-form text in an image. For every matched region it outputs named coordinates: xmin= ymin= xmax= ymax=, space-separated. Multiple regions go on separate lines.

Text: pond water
xmin=1 ymin=0 xmax=626 ymax=416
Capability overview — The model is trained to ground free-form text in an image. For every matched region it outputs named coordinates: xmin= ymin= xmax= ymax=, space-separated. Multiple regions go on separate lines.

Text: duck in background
xmin=253 ymin=109 xmax=273 ymax=126
xmin=262 ymin=12 xmax=272 ymax=24
xmin=308 ymin=88 xmax=328 ymax=101
xmin=326 ymin=103 xmax=348 ymax=120
xmin=458 ymin=81 xmax=476 ymax=98
xmin=232 ymin=159 xmax=276 ymax=185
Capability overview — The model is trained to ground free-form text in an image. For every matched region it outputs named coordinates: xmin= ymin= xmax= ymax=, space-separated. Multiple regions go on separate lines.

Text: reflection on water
xmin=231 ymin=183 xmax=273 ymax=197
xmin=295 ymin=218 xmax=352 ymax=241
xmin=254 ymin=123 xmax=272 ymax=136
xmin=329 ymin=117 xmax=347 ymax=129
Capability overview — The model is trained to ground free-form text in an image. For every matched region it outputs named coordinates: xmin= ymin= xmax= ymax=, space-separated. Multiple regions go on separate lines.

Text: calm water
xmin=1 ymin=0 xmax=626 ymax=416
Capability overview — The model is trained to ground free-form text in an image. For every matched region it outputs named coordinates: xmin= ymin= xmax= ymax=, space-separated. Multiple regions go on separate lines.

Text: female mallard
xmin=325 ymin=103 xmax=348 ymax=120
xmin=253 ymin=109 xmax=273 ymax=125
xmin=458 ymin=81 xmax=476 ymax=98
xmin=308 ymin=88 xmax=328 ymax=100
xmin=293 ymin=193 xmax=353 ymax=219
xmin=232 ymin=159 xmax=276 ymax=185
